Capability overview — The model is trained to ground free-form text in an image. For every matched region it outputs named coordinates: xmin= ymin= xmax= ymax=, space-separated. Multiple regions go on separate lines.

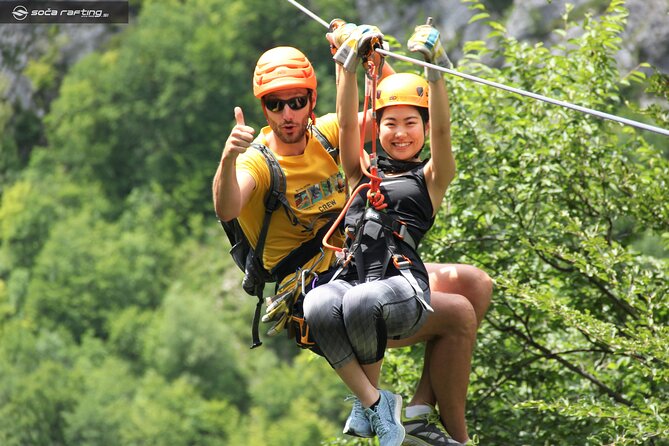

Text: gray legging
xmin=303 ymin=275 xmax=429 ymax=369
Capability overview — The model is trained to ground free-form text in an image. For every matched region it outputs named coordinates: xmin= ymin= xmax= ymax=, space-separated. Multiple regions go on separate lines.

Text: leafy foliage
xmin=0 ymin=0 xmax=666 ymax=445
xmin=43 ymin=0 xmax=348 ymax=219
xmin=389 ymin=1 xmax=668 ymax=444
xmin=23 ymin=192 xmax=174 ymax=340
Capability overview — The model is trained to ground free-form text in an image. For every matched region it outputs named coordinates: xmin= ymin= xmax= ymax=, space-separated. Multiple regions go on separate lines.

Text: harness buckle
xmin=392 ymin=254 xmax=412 ymax=269
xmin=392 ymin=220 xmax=407 ymax=240
xmin=335 ymin=248 xmax=352 ymax=263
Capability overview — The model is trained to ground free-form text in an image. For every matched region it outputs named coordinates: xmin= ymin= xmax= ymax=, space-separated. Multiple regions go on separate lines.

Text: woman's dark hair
xmin=376 ymin=106 xmax=429 ymax=128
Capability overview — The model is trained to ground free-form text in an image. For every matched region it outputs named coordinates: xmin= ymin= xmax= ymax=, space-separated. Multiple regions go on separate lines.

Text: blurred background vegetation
xmin=0 ymin=0 xmax=667 ymax=444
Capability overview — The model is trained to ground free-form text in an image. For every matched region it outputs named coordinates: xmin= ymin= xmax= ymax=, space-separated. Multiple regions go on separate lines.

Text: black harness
xmin=331 ymin=206 xmax=433 ymax=313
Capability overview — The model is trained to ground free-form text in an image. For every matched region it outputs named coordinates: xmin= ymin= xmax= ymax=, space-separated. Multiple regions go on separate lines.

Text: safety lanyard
xmin=322 ymin=47 xmax=388 ymax=255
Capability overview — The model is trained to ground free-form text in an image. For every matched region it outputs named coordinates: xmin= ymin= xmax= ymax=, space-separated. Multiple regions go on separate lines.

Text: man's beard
xmin=269 ymin=117 xmax=309 ymax=144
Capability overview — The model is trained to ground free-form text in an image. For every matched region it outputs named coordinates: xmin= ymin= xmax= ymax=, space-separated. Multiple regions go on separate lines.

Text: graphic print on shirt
xmin=309 ymin=183 xmax=323 ymax=203
xmin=294 ymin=172 xmax=346 ymax=210
xmin=321 ymin=178 xmax=333 ymax=196
xmin=295 ymin=190 xmax=311 ymax=209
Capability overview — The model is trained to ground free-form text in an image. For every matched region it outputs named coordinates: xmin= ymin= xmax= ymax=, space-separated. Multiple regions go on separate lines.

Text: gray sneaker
xmin=402 ymin=407 xmax=464 ymax=445
xmin=364 ymin=390 xmax=405 ymax=446
xmin=343 ymin=397 xmax=374 ymax=438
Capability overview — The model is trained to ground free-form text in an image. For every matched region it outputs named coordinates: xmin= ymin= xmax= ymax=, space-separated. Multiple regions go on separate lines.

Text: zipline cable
xmin=286 ymin=0 xmax=330 ymax=28
xmin=286 ymin=0 xmax=669 ymax=137
xmin=376 ymin=49 xmax=669 ymax=137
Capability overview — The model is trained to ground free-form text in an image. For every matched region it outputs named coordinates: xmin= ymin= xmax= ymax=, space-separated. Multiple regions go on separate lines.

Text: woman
xmin=303 ymin=24 xmax=464 ymax=446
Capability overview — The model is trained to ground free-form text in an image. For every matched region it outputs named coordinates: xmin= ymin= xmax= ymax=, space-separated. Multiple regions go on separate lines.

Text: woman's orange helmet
xmin=253 ymin=46 xmax=317 ymax=98
xmin=375 ymin=73 xmax=429 ymax=110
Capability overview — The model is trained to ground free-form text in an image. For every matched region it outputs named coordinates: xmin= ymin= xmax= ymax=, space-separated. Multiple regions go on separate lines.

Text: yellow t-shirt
xmin=236 ymin=113 xmax=346 ymax=277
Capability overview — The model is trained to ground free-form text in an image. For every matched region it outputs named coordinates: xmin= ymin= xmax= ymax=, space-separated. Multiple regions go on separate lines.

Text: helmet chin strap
xmin=306 ymin=101 xmax=316 ymax=143
xmin=309 ymin=109 xmax=316 ymax=127
xmin=307 ymin=89 xmax=317 ymax=127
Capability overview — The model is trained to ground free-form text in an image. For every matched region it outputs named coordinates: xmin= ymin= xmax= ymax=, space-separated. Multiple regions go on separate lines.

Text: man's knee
xmin=472 ymin=267 xmax=494 ymax=309
xmin=437 ymin=294 xmax=477 ymax=337
xmin=426 ymin=263 xmax=494 ymax=318
xmin=473 ymin=266 xmax=493 ymax=294
xmin=454 ymin=297 xmax=478 ymax=338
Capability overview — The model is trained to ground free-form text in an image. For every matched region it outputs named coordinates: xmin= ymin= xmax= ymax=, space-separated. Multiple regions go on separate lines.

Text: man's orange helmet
xmin=253 ymin=47 xmax=317 ymax=98
xmin=375 ymin=73 xmax=429 ymax=110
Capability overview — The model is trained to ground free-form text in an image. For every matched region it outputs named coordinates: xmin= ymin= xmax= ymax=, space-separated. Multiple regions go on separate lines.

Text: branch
xmin=496 ymin=320 xmax=635 ymax=406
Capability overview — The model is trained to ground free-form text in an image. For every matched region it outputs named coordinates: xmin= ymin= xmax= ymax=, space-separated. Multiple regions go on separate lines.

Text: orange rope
xmin=323 ymin=55 xmax=387 ymax=253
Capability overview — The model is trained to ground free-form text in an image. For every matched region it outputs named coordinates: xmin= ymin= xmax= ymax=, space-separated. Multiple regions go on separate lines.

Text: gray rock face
xmin=356 ymin=0 xmax=669 ymax=73
xmin=1 ymin=23 xmax=119 ymax=111
xmin=623 ymin=0 xmax=669 ymax=73
xmin=505 ymin=0 xmax=669 ymax=73
xmin=1 ymin=1 xmax=666 ymax=115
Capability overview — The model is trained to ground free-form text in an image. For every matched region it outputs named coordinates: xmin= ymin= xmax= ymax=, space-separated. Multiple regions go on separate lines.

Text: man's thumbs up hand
xmin=222 ymin=106 xmax=256 ymax=161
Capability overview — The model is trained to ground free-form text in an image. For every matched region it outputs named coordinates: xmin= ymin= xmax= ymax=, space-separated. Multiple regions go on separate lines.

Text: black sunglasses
xmin=263 ymin=95 xmax=310 ymax=113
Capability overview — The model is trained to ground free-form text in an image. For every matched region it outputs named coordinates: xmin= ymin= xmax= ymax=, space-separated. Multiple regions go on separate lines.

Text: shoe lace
xmin=424 ymin=410 xmax=444 ymax=428
xmin=422 ymin=410 xmax=463 ymax=445
xmin=345 ymin=395 xmax=365 ymax=417
xmin=368 ymin=410 xmax=390 ymax=437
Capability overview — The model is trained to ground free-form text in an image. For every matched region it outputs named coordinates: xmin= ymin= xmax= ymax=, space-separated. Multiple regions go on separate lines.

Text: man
xmin=213 ymin=31 xmax=492 ymax=444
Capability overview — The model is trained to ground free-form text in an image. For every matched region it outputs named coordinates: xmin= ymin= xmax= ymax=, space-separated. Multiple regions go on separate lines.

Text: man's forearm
xmin=213 ymin=157 xmax=243 ymax=222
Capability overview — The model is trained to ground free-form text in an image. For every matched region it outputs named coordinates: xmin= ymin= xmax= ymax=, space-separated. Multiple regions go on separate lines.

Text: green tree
xmin=43 ymin=0 xmax=352 ymax=219
xmin=0 ymin=170 xmax=111 ymax=273
xmin=119 ymin=371 xmax=239 ymax=446
xmin=142 ymin=291 xmax=250 ymax=408
xmin=0 ymin=321 xmax=79 ymax=445
xmin=63 ymin=356 xmax=139 ymax=446
xmin=386 ymin=1 xmax=668 ymax=445
xmin=23 ymin=187 xmax=174 ymax=340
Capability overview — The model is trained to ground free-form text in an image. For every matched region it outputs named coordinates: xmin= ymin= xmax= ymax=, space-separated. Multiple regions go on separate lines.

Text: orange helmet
xmin=253 ymin=46 xmax=317 ymax=98
xmin=375 ymin=73 xmax=429 ymax=111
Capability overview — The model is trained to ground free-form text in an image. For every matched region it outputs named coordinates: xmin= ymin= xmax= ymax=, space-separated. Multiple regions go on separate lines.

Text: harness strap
xmin=243 ymin=144 xmax=285 ymax=349
xmin=250 ymin=287 xmax=263 ymax=348
xmin=329 ymin=207 xmax=433 ymax=312
xmin=384 ymin=223 xmax=433 ymax=313
xmin=392 ymin=219 xmax=417 ymax=250
xmin=252 ymin=143 xmax=285 ymax=260
xmin=271 ymin=216 xmax=337 ymax=287
xmin=311 ymin=125 xmax=340 ymax=163
xmin=396 ymin=263 xmax=433 ymax=312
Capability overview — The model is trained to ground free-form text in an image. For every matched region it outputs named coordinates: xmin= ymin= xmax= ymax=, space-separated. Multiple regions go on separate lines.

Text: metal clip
xmin=300 ymin=249 xmax=325 ymax=295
